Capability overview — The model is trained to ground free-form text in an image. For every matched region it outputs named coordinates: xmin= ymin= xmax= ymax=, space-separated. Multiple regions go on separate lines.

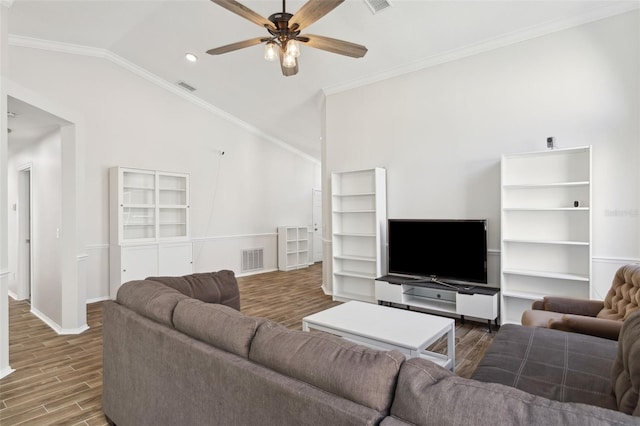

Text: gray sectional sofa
xmin=103 ymin=272 xmax=640 ymax=425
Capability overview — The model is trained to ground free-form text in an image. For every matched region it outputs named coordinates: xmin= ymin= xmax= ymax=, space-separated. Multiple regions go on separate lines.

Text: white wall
xmin=324 ymin=10 xmax=640 ymax=295
xmin=8 ymin=131 xmax=63 ymax=324
xmin=0 ymin=2 xmax=12 ymax=379
xmin=7 ymin=45 xmax=320 ymax=303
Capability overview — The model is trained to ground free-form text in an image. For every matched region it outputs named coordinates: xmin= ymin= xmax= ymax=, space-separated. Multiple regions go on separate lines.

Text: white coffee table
xmin=302 ymin=301 xmax=455 ymax=371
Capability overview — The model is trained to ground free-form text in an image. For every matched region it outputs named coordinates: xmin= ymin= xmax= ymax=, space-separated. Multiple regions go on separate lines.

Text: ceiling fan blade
xmin=210 ymin=0 xmax=276 ymax=31
xmin=299 ymin=34 xmax=367 ymax=58
xmin=289 ymin=0 xmax=344 ymax=32
xmin=206 ymin=37 xmax=269 ymax=55
xmin=279 ymin=48 xmax=299 ymax=77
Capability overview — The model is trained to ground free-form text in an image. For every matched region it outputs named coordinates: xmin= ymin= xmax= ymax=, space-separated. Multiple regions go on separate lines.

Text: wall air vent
xmin=176 ymin=80 xmax=197 ymax=92
xmin=363 ymin=0 xmax=392 ymax=14
xmin=241 ymin=248 xmax=264 ymax=273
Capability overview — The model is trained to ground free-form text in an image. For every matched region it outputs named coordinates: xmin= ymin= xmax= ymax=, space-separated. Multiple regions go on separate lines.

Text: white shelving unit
xmin=500 ymin=146 xmax=592 ymax=324
xmin=331 ymin=168 xmax=387 ymax=303
xmin=109 ymin=167 xmax=193 ymax=298
xmin=277 ymin=226 xmax=310 ymax=271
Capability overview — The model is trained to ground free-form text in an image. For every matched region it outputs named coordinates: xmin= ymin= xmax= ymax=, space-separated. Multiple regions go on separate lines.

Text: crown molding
xmin=323 ymin=2 xmax=640 ymax=96
xmin=7 ymin=35 xmax=320 ymax=165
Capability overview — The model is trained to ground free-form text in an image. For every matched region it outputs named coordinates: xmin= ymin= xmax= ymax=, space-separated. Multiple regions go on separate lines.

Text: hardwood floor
xmin=0 ymin=263 xmax=496 ymax=425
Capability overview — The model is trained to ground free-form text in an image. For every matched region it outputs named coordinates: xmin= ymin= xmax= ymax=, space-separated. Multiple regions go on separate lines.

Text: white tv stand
xmin=375 ymin=276 xmax=500 ymax=331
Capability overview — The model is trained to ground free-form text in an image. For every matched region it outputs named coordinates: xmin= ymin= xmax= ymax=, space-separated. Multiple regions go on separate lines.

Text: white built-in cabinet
xmin=331 ymin=168 xmax=387 ymax=303
xmin=500 ymin=146 xmax=592 ymax=324
xmin=278 ymin=226 xmax=310 ymax=271
xmin=109 ymin=167 xmax=193 ymax=298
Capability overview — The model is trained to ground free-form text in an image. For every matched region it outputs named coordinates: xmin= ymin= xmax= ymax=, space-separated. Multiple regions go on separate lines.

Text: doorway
xmin=17 ymin=166 xmax=32 ymax=302
xmin=6 ymin=90 xmax=86 ymax=334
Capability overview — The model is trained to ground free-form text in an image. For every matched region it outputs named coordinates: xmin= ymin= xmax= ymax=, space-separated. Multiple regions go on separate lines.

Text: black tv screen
xmin=388 ymin=219 xmax=488 ymax=284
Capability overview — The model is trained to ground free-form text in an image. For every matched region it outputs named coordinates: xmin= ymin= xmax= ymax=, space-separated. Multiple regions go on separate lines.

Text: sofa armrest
xmin=531 ymin=300 xmax=545 ymax=310
xmin=548 ymin=314 xmax=622 ymax=340
xmin=539 ymin=297 xmax=604 ymax=317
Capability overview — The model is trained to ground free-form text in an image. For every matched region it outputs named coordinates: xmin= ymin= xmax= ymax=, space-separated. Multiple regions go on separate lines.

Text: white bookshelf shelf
xmin=503 ymin=239 xmax=589 ymax=246
xmin=500 ymin=146 xmax=592 ymax=325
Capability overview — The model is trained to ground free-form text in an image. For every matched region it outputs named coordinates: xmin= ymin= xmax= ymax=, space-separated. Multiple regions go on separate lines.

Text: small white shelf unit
xmin=331 ymin=168 xmax=387 ymax=303
xmin=109 ymin=167 xmax=193 ymax=298
xmin=277 ymin=226 xmax=310 ymax=271
xmin=500 ymin=146 xmax=592 ymax=324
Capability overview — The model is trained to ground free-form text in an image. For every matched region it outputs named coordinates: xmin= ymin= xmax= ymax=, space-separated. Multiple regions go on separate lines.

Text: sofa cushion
xmin=611 ymin=310 xmax=640 ymax=415
xmin=116 ymin=279 xmax=188 ymax=327
xmin=147 ymin=270 xmax=240 ymax=310
xmin=249 ymin=320 xmax=405 ymax=413
xmin=471 ymin=324 xmax=618 ymax=410
xmin=390 ymin=358 xmax=637 ymax=426
xmin=173 ymin=298 xmax=264 ymax=358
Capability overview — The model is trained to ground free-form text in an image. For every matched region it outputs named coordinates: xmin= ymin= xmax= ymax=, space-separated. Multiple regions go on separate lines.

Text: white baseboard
xmin=0 ymin=366 xmax=15 ymax=379
xmin=86 ymin=296 xmax=112 ymax=304
xmin=30 ymin=307 xmax=90 ymax=335
xmin=235 ymin=267 xmax=278 ymax=278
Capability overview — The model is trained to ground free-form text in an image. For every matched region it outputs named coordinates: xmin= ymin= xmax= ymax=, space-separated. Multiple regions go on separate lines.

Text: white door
xmin=312 ymin=189 xmax=323 ymax=263
xmin=18 ymin=167 xmax=32 ymax=301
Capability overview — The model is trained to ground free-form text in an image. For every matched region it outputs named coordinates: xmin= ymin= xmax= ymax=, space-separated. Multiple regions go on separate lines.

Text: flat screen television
xmin=387 ymin=219 xmax=488 ymax=285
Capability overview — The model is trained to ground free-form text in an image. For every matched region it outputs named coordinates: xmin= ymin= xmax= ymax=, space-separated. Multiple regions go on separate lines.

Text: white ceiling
xmin=6 ymin=0 xmax=639 ymax=159
xmin=7 ymin=96 xmax=70 ymax=146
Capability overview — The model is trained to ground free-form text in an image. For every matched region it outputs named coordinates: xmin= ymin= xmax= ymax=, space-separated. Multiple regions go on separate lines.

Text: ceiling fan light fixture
xmin=285 ymin=39 xmax=300 ymax=58
xmin=185 ymin=52 xmax=198 ymax=62
xmin=282 ymin=53 xmax=297 ymax=69
xmin=264 ymin=42 xmax=278 ymax=61
xmin=207 ymin=0 xmax=368 ymax=77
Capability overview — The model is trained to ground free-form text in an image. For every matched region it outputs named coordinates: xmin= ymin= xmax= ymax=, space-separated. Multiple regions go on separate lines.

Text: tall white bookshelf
xmin=331 ymin=168 xmax=387 ymax=303
xmin=500 ymin=146 xmax=592 ymax=324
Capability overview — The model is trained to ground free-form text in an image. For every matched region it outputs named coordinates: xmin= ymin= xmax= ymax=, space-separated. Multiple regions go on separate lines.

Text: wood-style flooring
xmin=0 ymin=263 xmax=496 ymax=425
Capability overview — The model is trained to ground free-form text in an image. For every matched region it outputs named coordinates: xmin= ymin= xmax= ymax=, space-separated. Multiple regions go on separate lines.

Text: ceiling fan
xmin=206 ymin=0 xmax=368 ymax=77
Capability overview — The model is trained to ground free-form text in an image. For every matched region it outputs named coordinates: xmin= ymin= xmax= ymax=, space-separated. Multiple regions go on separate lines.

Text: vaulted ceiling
xmin=6 ymin=0 xmax=638 ymax=159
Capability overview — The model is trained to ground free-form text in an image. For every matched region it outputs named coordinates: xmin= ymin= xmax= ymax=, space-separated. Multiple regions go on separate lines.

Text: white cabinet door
xmin=456 ymin=293 xmax=498 ymax=320
xmin=121 ymin=245 xmax=158 ymax=283
xmin=158 ymin=243 xmax=193 ymax=276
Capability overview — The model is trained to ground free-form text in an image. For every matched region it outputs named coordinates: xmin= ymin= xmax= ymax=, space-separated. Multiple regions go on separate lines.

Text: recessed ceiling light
xmin=185 ymin=53 xmax=198 ymax=63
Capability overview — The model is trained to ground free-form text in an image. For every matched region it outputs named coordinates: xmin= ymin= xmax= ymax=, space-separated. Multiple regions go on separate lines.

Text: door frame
xmin=312 ymin=189 xmax=322 ymax=263
xmin=7 ymin=81 xmax=87 ymax=333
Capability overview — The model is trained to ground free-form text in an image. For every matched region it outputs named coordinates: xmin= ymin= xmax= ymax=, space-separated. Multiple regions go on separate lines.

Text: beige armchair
xmin=521 ymin=264 xmax=640 ymax=340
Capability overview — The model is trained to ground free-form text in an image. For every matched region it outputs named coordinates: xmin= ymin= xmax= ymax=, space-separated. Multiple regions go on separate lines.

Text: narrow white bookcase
xmin=278 ymin=226 xmax=310 ymax=271
xmin=500 ymin=146 xmax=592 ymax=324
xmin=331 ymin=168 xmax=387 ymax=303
xmin=109 ymin=167 xmax=193 ymax=298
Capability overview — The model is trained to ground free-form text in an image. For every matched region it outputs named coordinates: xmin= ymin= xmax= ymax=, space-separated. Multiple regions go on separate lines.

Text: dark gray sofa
xmin=103 ymin=272 xmax=640 ymax=425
